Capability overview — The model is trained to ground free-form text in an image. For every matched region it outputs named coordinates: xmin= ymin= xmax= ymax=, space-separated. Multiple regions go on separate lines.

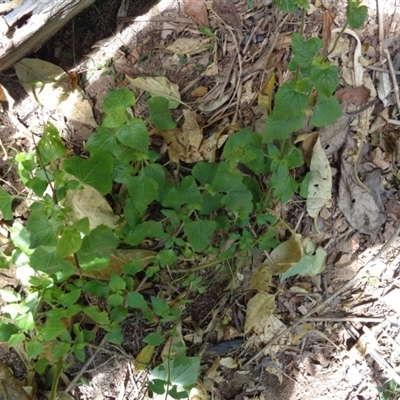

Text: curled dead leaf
xmin=184 ymin=0 xmax=209 ymax=27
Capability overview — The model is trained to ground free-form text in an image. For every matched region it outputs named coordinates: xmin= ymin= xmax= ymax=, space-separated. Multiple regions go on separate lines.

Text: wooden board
xmin=0 ymin=0 xmax=95 ymax=71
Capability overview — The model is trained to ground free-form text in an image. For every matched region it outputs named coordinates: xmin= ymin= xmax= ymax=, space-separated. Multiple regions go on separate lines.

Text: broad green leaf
xmin=283 ymin=145 xmax=303 ymax=168
xmin=280 ymin=239 xmax=326 ymax=282
xmin=62 ymin=153 xmax=113 ymax=194
xmin=163 ymin=176 xmax=203 ymax=210
xmin=270 ymin=163 xmax=298 ymax=202
xmin=291 ymin=33 xmax=323 ymax=68
xmin=27 ymin=339 xmax=45 ymax=359
xmin=310 ymin=94 xmax=342 ymax=127
xmin=25 ymin=177 xmax=48 ymax=197
xmin=149 ymin=96 xmax=177 ymax=130
xmin=0 ymin=186 xmax=14 ymax=220
xmin=35 ymin=358 xmax=49 ymax=374
xmin=105 ymin=325 xmax=123 ymax=344
xmin=116 ymin=119 xmax=149 ymax=152
xmin=107 ymin=293 xmax=124 ymax=307
xmin=103 ymin=88 xmax=136 ymax=114
xmin=0 ymin=289 xmax=21 ymax=302
xmin=86 ymin=126 xmax=121 ymax=156
xmin=192 ymin=162 xmax=219 ymax=185
xmin=69 ymin=218 xmax=90 ymax=235
xmin=221 ymin=184 xmax=253 ymax=215
xmin=127 ymin=174 xmax=158 ymax=214
xmin=263 ymin=112 xmax=304 ymax=143
xmin=16 ymin=312 xmax=35 ymax=331
xmin=110 ymin=305 xmax=128 ymax=323
xmin=199 ymin=193 xmax=224 ymax=214
xmin=126 ymin=291 xmax=148 ymax=309
xmin=143 ymin=332 xmax=165 ymax=346
xmin=40 ymin=319 xmax=67 ymax=341
xmin=109 ymin=273 xmax=126 ymax=292
xmin=151 ymin=296 xmax=169 ymax=317
xmin=273 ymin=0 xmax=298 ymax=13
xmin=142 ymin=163 xmax=165 ymax=187
xmin=77 ymin=225 xmax=119 ymax=271
xmin=346 ymin=1 xmax=368 ymax=29
xmin=83 ymin=280 xmax=110 ymax=296
xmin=26 ymin=211 xmax=57 ymax=248
xmin=274 ymin=81 xmax=309 ymax=118
xmin=56 ymin=230 xmax=82 ymax=259
xmin=211 ymin=163 xmax=243 ymax=193
xmin=58 ymin=289 xmax=81 ymax=307
xmin=83 ymin=306 xmax=110 ymax=325
xmin=30 ymin=246 xmax=75 ymax=274
xmin=37 ymin=122 xmax=67 ymax=165
xmin=310 ymin=64 xmax=339 ymax=96
xmin=8 ymin=332 xmax=26 ymax=348
xmin=124 ymin=220 xmax=165 ymax=246
xmin=51 ymin=341 xmax=70 ymax=360
xmin=223 ymin=128 xmax=266 ymax=173
xmin=184 ymin=220 xmax=216 ymax=252
xmin=150 ymin=354 xmax=201 ymax=395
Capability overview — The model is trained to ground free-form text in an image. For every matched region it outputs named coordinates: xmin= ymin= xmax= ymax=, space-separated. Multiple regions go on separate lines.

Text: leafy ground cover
xmin=1 ymin=0 xmax=400 ymax=399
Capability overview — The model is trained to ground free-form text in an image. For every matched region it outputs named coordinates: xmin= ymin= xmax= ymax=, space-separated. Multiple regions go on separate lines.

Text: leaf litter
xmin=2 ymin=0 xmax=400 ymax=399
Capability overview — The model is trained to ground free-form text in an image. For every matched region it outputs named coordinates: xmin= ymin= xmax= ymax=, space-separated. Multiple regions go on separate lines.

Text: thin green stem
xmin=49 ymin=358 xmax=64 ymax=400
xmin=324 ymin=22 xmax=348 ymax=61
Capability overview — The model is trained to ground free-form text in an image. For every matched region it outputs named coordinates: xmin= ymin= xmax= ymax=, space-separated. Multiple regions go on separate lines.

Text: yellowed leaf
xmin=219 ymin=357 xmax=238 ymax=369
xmin=244 ymin=292 xmax=275 ymax=335
xmin=127 ymin=75 xmax=183 ymax=109
xmin=161 ymin=110 xmax=204 ymax=163
xmin=191 ymin=86 xmax=208 ymax=98
xmin=66 ymin=248 xmax=156 ymax=281
xmin=134 ymin=344 xmax=155 ymax=371
xmin=166 ymin=37 xmax=212 ymax=56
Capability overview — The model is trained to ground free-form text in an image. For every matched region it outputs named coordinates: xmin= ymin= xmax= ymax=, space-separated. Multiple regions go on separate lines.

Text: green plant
xmin=0 ymin=1 xmax=367 ymax=399
xmin=377 ymin=379 xmax=400 ymax=400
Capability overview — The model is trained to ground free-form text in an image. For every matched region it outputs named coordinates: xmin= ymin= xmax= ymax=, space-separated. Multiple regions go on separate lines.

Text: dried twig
xmin=384 ymin=48 xmax=400 ymax=116
xmin=243 ymin=223 xmax=400 ymax=367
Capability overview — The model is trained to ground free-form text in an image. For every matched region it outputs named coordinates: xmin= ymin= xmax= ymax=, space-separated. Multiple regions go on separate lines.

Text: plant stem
xmin=49 ymin=358 xmax=64 ymax=400
xmin=324 ymin=22 xmax=348 ymax=60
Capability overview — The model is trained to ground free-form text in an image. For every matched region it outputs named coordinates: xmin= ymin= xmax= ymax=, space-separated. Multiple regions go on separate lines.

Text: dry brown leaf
xmin=322 ymin=11 xmax=335 ymax=51
xmin=67 ymin=248 xmax=156 ymax=281
xmin=212 ymin=0 xmax=241 ymax=30
xmin=161 ymin=110 xmax=203 ymax=163
xmin=184 ymin=0 xmax=209 ymax=27
xmin=335 ymin=85 xmax=371 ymax=106
xmin=318 ymin=113 xmax=350 ymax=156
xmin=65 ymin=183 xmax=119 ymax=230
xmin=307 ymin=137 xmax=332 ymax=219
xmin=244 ymin=292 xmax=276 ymax=335
xmin=166 ymin=37 xmax=212 ymax=56
xmin=14 ymin=58 xmax=96 ymax=126
xmin=338 ymin=139 xmax=385 ymax=235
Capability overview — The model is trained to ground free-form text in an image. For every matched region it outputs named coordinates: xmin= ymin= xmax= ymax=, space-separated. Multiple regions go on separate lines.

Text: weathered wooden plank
xmin=0 ymin=0 xmax=95 ymax=71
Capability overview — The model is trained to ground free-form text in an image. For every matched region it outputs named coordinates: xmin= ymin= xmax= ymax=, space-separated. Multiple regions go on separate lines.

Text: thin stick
xmin=304 ymin=317 xmax=385 ymax=323
xmin=377 ymin=0 xmax=384 ymax=62
xmin=385 ymin=48 xmax=400 ymax=116
xmin=243 ymin=223 xmax=400 ymax=367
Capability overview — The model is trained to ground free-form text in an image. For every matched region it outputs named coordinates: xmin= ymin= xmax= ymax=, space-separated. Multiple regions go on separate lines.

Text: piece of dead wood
xmin=0 ymin=0 xmax=95 ymax=72
xmin=0 ymin=360 xmax=30 ymax=400
xmin=243 ymin=222 xmax=400 ymax=367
